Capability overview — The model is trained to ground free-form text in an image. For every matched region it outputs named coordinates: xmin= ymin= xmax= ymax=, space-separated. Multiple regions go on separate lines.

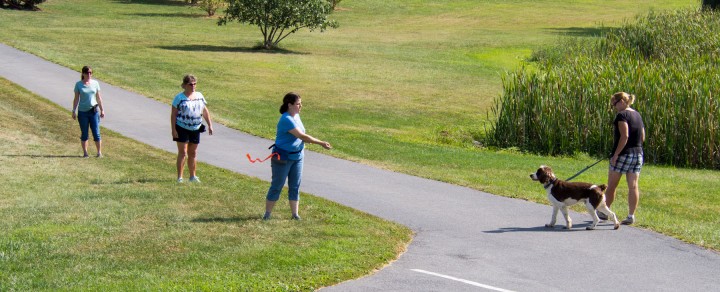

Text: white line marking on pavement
xmin=411 ymin=269 xmax=516 ymax=292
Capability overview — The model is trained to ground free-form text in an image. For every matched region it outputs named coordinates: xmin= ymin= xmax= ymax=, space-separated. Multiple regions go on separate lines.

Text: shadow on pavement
xmin=2 ymin=154 xmax=82 ymax=158
xmin=484 ymin=221 xmax=616 ymax=233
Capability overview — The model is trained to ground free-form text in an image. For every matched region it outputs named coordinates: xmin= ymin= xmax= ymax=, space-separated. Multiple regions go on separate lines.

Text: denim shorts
xmin=610 ymin=152 xmax=643 ymax=174
xmin=174 ymin=124 xmax=200 ymax=144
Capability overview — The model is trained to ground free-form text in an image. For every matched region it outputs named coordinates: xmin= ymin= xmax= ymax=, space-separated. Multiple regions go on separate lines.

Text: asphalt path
xmin=2 ymin=43 xmax=719 ymax=291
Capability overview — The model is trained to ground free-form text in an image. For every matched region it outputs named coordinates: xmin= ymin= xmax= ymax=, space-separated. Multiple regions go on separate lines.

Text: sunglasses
xmin=187 ymin=83 xmax=197 ymax=86
xmin=85 ymin=71 xmax=93 ymax=74
xmin=612 ymin=99 xmax=622 ymax=107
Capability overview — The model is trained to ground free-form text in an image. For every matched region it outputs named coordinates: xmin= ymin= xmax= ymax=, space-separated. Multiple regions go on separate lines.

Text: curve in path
xmin=1 ymin=43 xmax=718 ymax=291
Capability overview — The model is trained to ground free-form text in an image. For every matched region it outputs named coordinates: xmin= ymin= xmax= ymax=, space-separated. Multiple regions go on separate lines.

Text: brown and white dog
xmin=530 ymin=165 xmax=619 ymax=230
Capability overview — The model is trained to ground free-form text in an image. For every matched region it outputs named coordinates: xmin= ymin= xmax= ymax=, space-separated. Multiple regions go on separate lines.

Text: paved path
xmin=2 ymin=43 xmax=719 ymax=291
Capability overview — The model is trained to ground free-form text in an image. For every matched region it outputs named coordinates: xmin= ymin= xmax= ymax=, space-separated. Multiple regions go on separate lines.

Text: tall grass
xmin=488 ymin=9 xmax=720 ymax=169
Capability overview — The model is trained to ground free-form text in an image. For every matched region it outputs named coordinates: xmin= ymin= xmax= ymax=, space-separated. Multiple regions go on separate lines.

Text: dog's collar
xmin=544 ymin=178 xmax=557 ymax=189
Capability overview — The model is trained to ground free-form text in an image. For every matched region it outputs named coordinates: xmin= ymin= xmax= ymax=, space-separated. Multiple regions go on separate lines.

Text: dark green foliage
xmin=703 ymin=0 xmax=720 ymax=10
xmin=487 ymin=10 xmax=720 ymax=169
xmin=0 ymin=0 xmax=45 ymax=10
xmin=218 ymin=0 xmax=338 ymax=49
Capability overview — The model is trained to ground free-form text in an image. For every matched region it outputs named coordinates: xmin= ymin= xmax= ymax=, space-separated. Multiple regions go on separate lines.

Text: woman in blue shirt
xmin=264 ymin=92 xmax=332 ymax=220
xmin=72 ymin=66 xmax=105 ymax=158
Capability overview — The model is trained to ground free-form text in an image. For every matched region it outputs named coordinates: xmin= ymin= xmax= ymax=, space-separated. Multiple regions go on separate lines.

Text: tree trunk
xmin=263 ymin=39 xmax=273 ymax=50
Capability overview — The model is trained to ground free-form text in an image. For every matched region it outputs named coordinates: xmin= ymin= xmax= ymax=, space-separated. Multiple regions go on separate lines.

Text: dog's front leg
xmin=598 ymin=202 xmax=620 ymax=230
xmin=545 ymin=205 xmax=559 ymax=228
xmin=560 ymin=205 xmax=572 ymax=229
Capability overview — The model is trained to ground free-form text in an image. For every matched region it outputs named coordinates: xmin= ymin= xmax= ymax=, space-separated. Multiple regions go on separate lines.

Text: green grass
xmin=0 ymin=77 xmax=412 ymax=290
xmin=0 ymin=0 xmax=717 ymax=274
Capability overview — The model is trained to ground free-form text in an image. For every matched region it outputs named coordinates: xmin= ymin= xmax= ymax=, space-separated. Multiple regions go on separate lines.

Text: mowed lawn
xmin=0 ymin=0 xmax=717 ymax=272
xmin=0 ymin=77 xmax=411 ymax=290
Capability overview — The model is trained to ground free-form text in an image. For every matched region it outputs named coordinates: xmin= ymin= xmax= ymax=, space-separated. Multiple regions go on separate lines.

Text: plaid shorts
xmin=610 ymin=152 xmax=643 ymax=174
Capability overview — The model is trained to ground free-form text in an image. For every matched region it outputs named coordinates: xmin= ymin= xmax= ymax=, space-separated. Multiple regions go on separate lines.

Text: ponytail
xmin=279 ymin=92 xmax=301 ymax=114
xmin=611 ymin=91 xmax=636 ymax=106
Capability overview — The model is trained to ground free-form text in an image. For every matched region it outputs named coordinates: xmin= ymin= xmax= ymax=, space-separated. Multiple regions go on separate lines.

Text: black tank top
xmin=613 ymin=109 xmax=644 ymax=155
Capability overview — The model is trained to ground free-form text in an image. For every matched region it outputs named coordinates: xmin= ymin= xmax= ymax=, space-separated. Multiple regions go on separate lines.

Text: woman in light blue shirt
xmin=72 ymin=66 xmax=105 ymax=158
xmin=264 ymin=92 xmax=331 ymax=220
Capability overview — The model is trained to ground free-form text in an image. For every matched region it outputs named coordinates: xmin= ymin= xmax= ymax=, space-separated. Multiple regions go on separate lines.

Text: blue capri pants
xmin=77 ymin=109 xmax=101 ymax=142
xmin=266 ymin=157 xmax=304 ymax=201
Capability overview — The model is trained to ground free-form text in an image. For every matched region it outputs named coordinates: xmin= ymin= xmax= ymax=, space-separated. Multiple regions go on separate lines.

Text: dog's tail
xmin=598 ymin=184 xmax=607 ymax=192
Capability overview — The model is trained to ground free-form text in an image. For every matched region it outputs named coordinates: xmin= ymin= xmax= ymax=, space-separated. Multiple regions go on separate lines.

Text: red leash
xmin=246 ymin=153 xmax=280 ymax=163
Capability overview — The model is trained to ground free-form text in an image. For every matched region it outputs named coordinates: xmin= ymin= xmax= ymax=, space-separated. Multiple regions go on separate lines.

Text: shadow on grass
xmin=192 ymin=216 xmax=258 ymax=223
xmin=82 ymin=177 xmax=169 ymax=185
xmin=112 ymin=0 xmax=188 ymax=6
xmin=125 ymin=12 xmax=206 ymax=18
xmin=2 ymin=154 xmax=82 ymax=158
xmin=544 ymin=27 xmax=613 ymax=37
xmin=157 ymin=45 xmax=306 ymax=55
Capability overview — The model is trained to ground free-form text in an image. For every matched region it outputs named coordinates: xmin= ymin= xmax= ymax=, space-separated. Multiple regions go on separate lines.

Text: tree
xmin=1 ymin=0 xmax=45 ymax=10
xmin=218 ymin=0 xmax=338 ymax=50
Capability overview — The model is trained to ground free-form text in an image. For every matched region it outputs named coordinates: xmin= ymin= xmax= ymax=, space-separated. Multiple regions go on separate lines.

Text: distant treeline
xmin=487 ymin=10 xmax=720 ymax=169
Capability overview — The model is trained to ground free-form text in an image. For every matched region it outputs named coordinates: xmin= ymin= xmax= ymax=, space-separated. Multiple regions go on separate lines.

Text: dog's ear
xmin=539 ymin=166 xmax=555 ymax=183
xmin=536 ymin=167 xmax=547 ymax=183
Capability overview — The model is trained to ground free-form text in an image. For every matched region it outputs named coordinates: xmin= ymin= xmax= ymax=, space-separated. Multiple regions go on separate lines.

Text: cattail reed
xmin=487 ymin=10 xmax=720 ymax=169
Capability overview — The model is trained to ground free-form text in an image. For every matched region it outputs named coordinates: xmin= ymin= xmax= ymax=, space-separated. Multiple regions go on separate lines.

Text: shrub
xmin=197 ymin=0 xmax=226 ymax=16
xmin=703 ymin=0 xmax=720 ymax=10
xmin=487 ymin=10 xmax=720 ymax=169
xmin=0 ymin=0 xmax=45 ymax=10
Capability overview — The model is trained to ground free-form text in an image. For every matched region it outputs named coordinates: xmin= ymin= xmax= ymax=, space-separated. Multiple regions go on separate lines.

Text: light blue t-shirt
xmin=172 ymin=92 xmax=207 ymax=131
xmin=274 ymin=112 xmax=305 ymax=160
xmin=74 ymin=80 xmax=101 ymax=112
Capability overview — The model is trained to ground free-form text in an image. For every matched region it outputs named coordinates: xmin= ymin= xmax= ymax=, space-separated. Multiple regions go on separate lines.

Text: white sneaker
xmin=189 ymin=176 xmax=201 ymax=183
xmin=177 ymin=178 xmax=184 ymax=183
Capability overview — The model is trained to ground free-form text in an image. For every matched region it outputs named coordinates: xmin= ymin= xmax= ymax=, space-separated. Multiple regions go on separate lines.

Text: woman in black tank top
xmin=605 ymin=92 xmax=645 ymax=225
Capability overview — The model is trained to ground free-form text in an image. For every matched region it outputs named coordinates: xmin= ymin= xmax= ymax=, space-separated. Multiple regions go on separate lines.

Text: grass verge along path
xmin=0 ymin=0 xmax=717 ymax=252
xmin=0 ymin=77 xmax=412 ymax=291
